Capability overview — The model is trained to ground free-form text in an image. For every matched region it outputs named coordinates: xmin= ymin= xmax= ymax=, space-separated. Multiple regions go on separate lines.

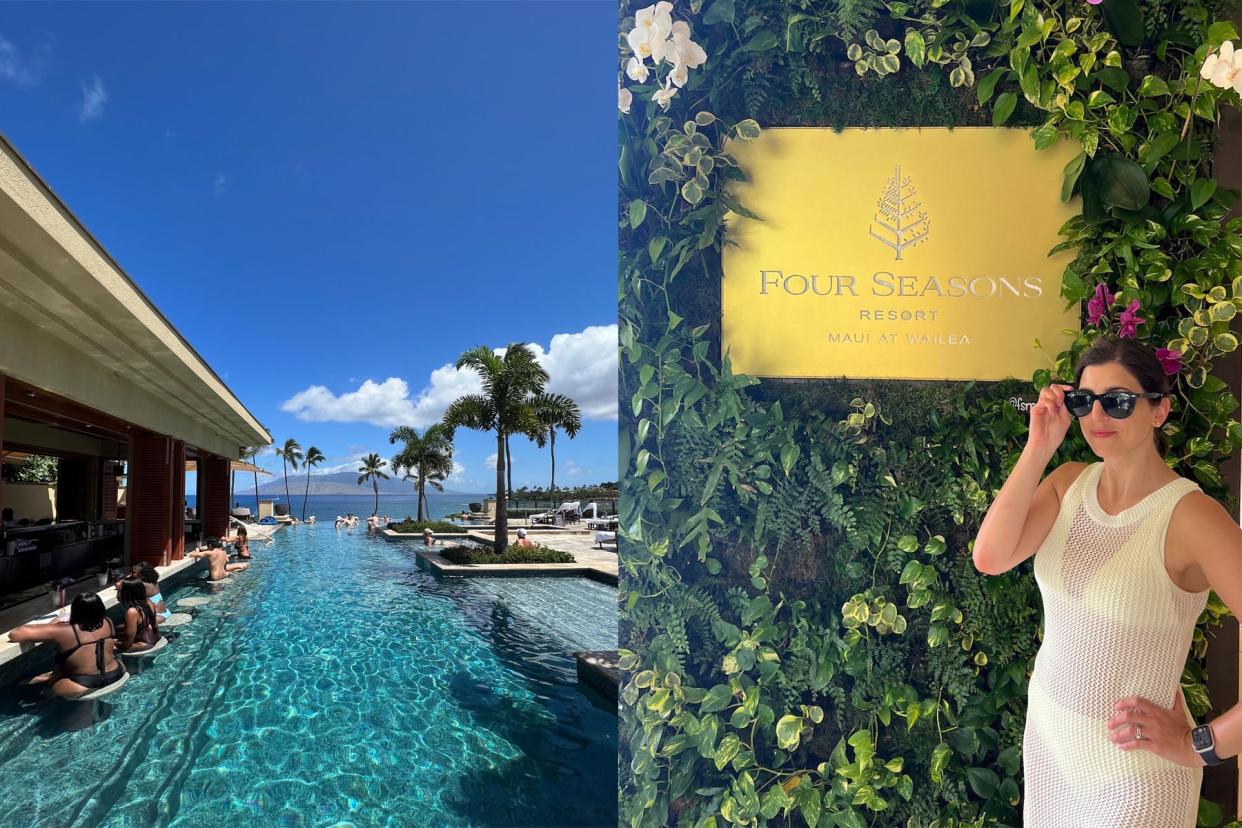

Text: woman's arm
xmin=8 ymin=623 xmax=62 ymax=644
xmin=972 ymin=450 xmax=1067 ymax=574
xmin=1108 ymin=494 xmax=1242 ymax=767
xmin=119 ymin=607 xmax=139 ymax=650
xmin=1176 ymin=496 xmax=1242 ymax=761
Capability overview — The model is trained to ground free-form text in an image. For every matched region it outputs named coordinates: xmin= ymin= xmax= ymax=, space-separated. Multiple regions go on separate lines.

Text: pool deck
xmin=0 ymin=556 xmax=204 ymax=669
xmin=574 ymin=650 xmax=619 ymax=701
xmin=390 ymin=528 xmax=618 ymax=585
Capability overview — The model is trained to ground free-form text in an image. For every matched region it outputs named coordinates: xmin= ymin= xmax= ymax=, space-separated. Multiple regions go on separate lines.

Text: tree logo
xmin=868 ymin=164 xmax=930 ymax=260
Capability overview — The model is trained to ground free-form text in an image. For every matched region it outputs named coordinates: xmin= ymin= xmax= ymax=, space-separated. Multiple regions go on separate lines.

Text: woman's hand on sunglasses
xmin=1027 ymin=383 xmax=1074 ymax=459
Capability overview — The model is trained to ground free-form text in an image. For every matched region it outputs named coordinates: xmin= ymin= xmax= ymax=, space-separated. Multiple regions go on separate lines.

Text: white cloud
xmin=314 ymin=452 xmax=372 ymax=476
xmin=0 ymin=34 xmax=40 ymax=86
xmin=528 ymin=324 xmax=618 ymax=420
xmin=444 ymin=461 xmax=468 ymax=485
xmin=484 ymin=453 xmax=498 ymax=470
xmin=407 ymin=363 xmax=484 ymax=427
xmin=79 ymin=76 xmax=107 ymax=122
xmin=277 ymin=324 xmax=618 ymax=429
xmin=213 ymin=173 xmax=227 ymax=195
xmin=563 ymin=459 xmax=587 ymax=478
xmin=281 ymin=378 xmax=418 ymax=428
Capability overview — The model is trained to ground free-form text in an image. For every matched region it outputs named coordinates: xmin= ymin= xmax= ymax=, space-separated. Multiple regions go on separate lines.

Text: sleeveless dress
xmin=1023 ymin=461 xmax=1208 ymax=827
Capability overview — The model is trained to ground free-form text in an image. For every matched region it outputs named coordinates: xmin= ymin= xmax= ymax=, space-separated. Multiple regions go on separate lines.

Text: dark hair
xmin=68 ymin=592 xmax=106 ymax=631
xmin=204 ymin=536 xmax=223 ymax=549
xmin=1073 ymin=336 xmax=1170 ymax=456
xmin=119 ymin=576 xmax=156 ymax=628
xmin=132 ymin=561 xmax=159 ymax=585
xmin=1 ymin=508 xmax=11 ymax=520
xmin=236 ymin=525 xmax=247 ymax=539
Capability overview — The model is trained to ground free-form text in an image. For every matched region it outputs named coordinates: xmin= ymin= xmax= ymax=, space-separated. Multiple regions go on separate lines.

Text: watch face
xmin=1192 ymin=725 xmax=1215 ymax=751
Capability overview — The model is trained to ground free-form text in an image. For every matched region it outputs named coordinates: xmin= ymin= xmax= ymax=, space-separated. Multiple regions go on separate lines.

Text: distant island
xmin=234 ymin=471 xmax=484 ymax=497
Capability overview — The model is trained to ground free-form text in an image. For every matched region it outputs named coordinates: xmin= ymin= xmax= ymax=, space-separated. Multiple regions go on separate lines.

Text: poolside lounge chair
xmin=594 ymin=531 xmax=617 ymax=549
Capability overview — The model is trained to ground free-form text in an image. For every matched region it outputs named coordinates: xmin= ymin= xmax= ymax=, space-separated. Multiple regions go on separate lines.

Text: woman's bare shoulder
xmin=1047 ymin=461 xmax=1091 ymax=499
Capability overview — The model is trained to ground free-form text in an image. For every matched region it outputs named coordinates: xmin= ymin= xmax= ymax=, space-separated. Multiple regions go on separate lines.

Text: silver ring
xmin=1135 ymin=724 xmax=1144 ymax=741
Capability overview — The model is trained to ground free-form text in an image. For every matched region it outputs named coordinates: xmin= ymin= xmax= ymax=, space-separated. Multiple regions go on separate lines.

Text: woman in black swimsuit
xmin=9 ymin=592 xmax=125 ymax=699
xmin=229 ymin=524 xmax=252 ymax=561
xmin=116 ymin=577 xmax=160 ymax=652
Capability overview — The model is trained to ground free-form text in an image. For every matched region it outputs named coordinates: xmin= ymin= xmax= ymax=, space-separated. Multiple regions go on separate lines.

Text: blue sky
xmin=0 ymin=1 xmax=617 ymax=495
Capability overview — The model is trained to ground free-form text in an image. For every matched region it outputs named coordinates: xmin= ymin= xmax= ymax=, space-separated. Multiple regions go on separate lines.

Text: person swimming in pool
xmin=131 ymin=561 xmax=171 ymax=622
xmin=9 ymin=592 xmax=126 ymax=699
xmin=186 ymin=537 xmax=250 ymax=581
xmin=116 ymin=576 xmax=161 ymax=653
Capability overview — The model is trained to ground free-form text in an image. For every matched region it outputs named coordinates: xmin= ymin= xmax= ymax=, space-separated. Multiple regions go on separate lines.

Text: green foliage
xmin=438 ymin=544 xmax=574 ymax=565
xmin=1 ymin=455 xmax=58 ymax=484
xmin=387 ymin=519 xmax=464 ymax=533
xmin=619 ymin=0 xmax=1242 ymax=824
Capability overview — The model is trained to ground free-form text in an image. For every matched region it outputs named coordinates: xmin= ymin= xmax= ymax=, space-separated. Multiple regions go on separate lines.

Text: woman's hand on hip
xmin=1107 ymin=687 xmax=1205 ymax=768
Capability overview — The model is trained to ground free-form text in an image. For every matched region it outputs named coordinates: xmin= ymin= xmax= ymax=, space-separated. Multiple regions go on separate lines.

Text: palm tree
xmin=443 ymin=343 xmax=548 ymax=553
xmin=357 ymin=453 xmax=389 ymax=515
xmin=530 ymin=392 xmax=582 ymax=511
xmin=302 ymin=446 xmax=325 ymax=520
xmin=389 ymin=423 xmax=455 ymax=522
xmin=241 ymin=445 xmax=263 ymax=515
xmin=275 ymin=438 xmax=303 ymax=519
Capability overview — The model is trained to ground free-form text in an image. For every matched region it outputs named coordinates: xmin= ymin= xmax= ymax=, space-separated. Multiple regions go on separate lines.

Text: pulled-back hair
xmin=132 ymin=561 xmax=159 ymax=585
xmin=1073 ymin=336 xmax=1170 ymax=456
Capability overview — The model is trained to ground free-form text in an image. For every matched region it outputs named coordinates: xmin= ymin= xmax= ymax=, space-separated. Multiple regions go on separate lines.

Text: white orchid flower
xmin=627 ymin=25 xmax=671 ymax=64
xmin=652 ymin=77 xmax=678 ymax=110
xmin=635 ymin=2 xmax=674 ymax=40
xmin=618 ymin=84 xmax=633 ymax=114
xmin=626 ymin=56 xmax=650 ymax=83
xmin=670 ymin=60 xmax=689 ymax=88
xmin=1201 ymin=51 xmax=1220 ymax=80
xmin=1202 ymin=41 xmax=1242 ymax=90
xmin=669 ymin=21 xmax=708 ymax=69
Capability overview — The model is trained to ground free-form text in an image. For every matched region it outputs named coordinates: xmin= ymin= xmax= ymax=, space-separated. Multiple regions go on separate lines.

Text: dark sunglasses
xmin=1063 ymin=389 xmax=1164 ymax=419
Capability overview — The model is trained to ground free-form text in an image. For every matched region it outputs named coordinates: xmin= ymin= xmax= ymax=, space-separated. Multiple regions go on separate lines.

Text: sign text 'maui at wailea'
xmin=721 ymin=128 xmax=1082 ymax=381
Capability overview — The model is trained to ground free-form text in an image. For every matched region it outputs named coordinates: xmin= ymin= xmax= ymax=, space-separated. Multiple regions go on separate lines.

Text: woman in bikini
xmin=116 ymin=577 xmax=161 ymax=652
xmin=9 ymin=592 xmax=126 ymax=699
xmin=224 ymin=524 xmax=252 ymax=561
xmin=131 ymin=562 xmax=171 ymax=622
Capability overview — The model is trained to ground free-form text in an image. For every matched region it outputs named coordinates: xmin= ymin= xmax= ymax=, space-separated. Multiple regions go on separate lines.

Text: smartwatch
xmin=1191 ymin=724 xmax=1225 ymax=766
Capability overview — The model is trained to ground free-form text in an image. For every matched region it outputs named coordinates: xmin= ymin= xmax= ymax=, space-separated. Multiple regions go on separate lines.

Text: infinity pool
xmin=0 ymin=527 xmax=618 ymax=826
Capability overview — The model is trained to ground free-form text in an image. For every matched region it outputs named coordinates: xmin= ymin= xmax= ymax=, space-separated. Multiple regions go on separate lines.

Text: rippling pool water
xmin=0 ymin=526 xmax=618 ymax=827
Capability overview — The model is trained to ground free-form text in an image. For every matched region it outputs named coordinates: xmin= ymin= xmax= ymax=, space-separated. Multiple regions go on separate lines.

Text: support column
xmin=199 ymin=455 xmax=230 ymax=539
xmin=0 ymin=373 xmax=5 ymax=524
xmin=130 ymin=435 xmax=172 ymax=567
xmin=169 ymin=441 xmax=185 ymax=561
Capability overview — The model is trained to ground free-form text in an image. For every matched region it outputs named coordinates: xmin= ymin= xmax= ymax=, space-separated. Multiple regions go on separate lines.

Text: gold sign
xmin=721 ymin=128 xmax=1081 ymax=381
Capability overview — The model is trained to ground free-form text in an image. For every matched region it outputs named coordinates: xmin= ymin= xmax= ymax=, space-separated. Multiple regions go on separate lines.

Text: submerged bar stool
xmin=78 ymin=671 xmax=130 ymax=700
xmin=120 ymin=637 xmax=168 ymax=659
xmin=161 ymin=613 xmax=193 ymax=628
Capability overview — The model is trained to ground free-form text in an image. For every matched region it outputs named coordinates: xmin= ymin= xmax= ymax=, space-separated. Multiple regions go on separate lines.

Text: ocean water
xmin=0 ymin=525 xmax=618 ymax=826
xmin=189 ymin=493 xmax=485 ymax=523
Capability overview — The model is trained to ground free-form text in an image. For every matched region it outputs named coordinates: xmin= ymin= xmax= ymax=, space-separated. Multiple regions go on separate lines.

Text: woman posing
xmin=973 ymin=337 xmax=1242 ymax=827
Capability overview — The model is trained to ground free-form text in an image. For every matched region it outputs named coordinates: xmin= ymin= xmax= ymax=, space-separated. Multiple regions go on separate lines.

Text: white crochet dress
xmin=1024 ymin=461 xmax=1207 ymax=827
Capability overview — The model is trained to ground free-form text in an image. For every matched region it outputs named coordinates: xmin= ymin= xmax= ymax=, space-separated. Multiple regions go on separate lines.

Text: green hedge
xmin=387 ymin=519 xmax=463 ymax=534
xmin=439 ymin=544 xmax=575 ymax=565
xmin=619 ymin=0 xmax=1242 ymax=826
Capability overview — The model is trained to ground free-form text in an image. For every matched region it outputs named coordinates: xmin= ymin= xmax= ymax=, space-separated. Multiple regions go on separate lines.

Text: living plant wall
xmin=618 ymin=0 xmax=1242 ymax=824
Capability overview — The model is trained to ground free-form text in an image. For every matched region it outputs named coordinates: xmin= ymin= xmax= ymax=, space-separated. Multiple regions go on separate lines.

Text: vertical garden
xmin=618 ymin=0 xmax=1242 ymax=825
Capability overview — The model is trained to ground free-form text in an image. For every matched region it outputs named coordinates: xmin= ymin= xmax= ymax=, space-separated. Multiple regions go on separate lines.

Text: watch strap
xmin=1193 ymin=724 xmax=1225 ymax=766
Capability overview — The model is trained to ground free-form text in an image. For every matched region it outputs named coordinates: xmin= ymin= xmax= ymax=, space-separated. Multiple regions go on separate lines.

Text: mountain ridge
xmin=233 ymin=471 xmax=484 ymax=497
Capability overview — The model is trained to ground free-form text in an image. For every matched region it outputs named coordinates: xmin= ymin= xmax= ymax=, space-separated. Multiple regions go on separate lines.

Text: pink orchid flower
xmin=1154 ymin=348 xmax=1183 ymax=376
xmin=1117 ymin=299 xmax=1145 ymax=338
xmin=1086 ymin=283 xmax=1115 ymax=326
